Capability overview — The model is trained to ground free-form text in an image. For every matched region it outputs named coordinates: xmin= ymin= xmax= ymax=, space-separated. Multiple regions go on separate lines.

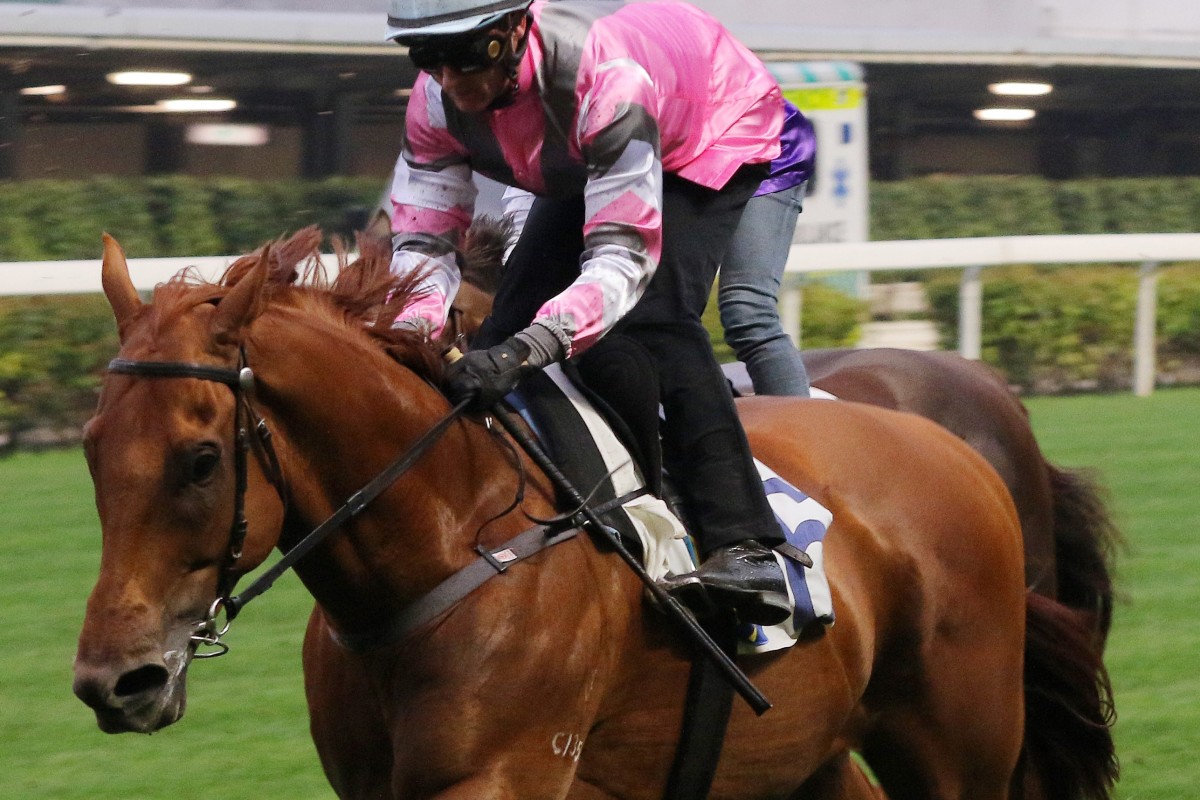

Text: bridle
xmin=106 ymin=349 xmax=468 ymax=658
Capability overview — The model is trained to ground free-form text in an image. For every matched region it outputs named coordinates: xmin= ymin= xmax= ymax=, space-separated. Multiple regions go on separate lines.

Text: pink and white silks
xmin=390 ymin=0 xmax=785 ymax=354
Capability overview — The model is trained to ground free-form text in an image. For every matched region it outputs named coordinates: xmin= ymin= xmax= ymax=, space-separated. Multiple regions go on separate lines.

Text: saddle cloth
xmin=509 ymin=364 xmax=835 ymax=655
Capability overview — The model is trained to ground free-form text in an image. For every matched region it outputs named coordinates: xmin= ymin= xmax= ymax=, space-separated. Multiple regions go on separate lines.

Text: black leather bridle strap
xmin=225 ymin=398 xmax=471 ymax=619
xmin=108 ymin=358 xmax=241 ymax=387
xmin=108 ymin=354 xmax=256 ymax=597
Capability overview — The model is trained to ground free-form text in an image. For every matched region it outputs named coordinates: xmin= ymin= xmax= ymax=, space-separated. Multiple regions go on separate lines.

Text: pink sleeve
xmin=534 ymin=59 xmax=664 ymax=355
xmin=391 ymin=74 xmax=476 ymax=241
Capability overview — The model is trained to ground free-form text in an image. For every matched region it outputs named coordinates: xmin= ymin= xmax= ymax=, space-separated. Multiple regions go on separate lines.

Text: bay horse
xmin=445 ymin=219 xmax=1121 ymax=646
xmin=74 ymin=230 xmax=1116 ymax=799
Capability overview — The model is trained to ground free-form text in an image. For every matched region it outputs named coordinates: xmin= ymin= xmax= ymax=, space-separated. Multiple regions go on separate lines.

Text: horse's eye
xmin=189 ymin=446 xmax=221 ymax=485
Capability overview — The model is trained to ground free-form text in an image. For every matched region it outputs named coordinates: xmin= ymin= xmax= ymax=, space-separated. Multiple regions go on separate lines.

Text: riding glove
xmin=444 ymin=322 xmax=566 ymax=411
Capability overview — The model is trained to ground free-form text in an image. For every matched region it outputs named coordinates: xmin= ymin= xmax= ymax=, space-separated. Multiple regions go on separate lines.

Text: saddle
xmin=509 ymin=335 xmax=835 ymax=649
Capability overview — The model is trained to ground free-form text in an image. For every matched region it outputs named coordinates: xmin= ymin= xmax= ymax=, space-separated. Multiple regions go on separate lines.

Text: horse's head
xmin=73 ymin=234 xmax=286 ymax=733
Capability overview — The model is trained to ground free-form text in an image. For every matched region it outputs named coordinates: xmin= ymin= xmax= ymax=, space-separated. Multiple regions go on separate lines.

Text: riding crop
xmin=446 ymin=348 xmax=773 ymax=715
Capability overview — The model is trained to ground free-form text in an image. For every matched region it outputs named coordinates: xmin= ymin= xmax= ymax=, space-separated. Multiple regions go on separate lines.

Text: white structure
xmin=768 ymin=62 xmax=869 ymax=247
xmin=9 ymin=1 xmax=1200 ymax=66
xmin=7 ymin=232 xmax=1200 ymax=395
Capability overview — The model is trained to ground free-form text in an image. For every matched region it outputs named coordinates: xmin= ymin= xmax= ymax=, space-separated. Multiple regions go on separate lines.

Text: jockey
xmin=386 ymin=0 xmax=810 ymax=626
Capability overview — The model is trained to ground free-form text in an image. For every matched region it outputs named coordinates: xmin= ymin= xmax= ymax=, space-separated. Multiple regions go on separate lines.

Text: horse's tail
xmin=1047 ymin=461 xmax=1123 ymax=646
xmin=1014 ymin=592 xmax=1118 ymax=800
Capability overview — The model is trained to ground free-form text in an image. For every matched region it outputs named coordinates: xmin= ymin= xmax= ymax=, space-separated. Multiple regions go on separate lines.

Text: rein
xmin=106 ymin=353 xmax=469 ymax=658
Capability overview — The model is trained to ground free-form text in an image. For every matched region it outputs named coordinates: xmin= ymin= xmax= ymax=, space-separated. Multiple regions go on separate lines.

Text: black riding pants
xmin=476 ymin=165 xmax=782 ymax=555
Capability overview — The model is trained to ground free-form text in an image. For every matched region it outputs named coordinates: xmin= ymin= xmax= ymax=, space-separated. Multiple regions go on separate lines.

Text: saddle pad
xmin=512 ymin=365 xmax=835 ymax=655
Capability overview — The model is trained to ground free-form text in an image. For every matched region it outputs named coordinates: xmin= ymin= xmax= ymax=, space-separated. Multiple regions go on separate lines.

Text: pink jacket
xmin=392 ymin=0 xmax=785 ymax=353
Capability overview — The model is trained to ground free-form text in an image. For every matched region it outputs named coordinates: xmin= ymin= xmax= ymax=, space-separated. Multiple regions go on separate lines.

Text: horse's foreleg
xmin=303 ymin=610 xmax=394 ymax=799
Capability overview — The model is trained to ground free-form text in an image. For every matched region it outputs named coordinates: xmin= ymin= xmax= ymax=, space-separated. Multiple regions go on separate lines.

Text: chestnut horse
xmin=74 ymin=231 xmax=1115 ymax=799
xmin=444 ymin=219 xmax=1121 ymax=646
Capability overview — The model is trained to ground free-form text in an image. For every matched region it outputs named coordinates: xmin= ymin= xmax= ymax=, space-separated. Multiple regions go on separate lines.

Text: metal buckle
xmin=190 ymin=597 xmax=233 ymax=658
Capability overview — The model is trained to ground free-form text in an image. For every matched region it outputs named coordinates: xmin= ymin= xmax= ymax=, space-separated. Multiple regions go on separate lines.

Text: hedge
xmin=871 ymin=176 xmax=1200 ymax=240
xmin=0 ymin=176 xmax=382 ymax=262
xmin=2 ymin=175 xmax=1200 ymax=446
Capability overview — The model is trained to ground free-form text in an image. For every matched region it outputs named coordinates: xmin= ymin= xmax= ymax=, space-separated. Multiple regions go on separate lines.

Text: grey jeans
xmin=716 ymin=180 xmax=811 ymax=397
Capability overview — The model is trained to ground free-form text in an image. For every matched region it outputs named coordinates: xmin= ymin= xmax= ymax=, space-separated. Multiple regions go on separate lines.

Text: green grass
xmin=0 ymin=449 xmax=330 ymax=799
xmin=1024 ymin=387 xmax=1200 ymax=800
xmin=2 ymin=388 xmax=1197 ymax=798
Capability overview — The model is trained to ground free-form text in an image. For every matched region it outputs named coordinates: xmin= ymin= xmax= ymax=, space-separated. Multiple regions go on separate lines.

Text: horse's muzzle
xmin=73 ymin=652 xmax=189 ymax=734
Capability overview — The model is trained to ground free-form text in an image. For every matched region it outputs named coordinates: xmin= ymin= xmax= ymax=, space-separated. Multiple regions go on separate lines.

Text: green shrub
xmin=1052 ymin=181 xmax=1109 ymax=234
xmin=871 ymin=176 xmax=1060 ymax=240
xmin=208 ymin=178 xmax=299 ymax=254
xmin=0 ymin=183 xmax=43 ymax=260
xmin=929 ymin=265 xmax=1142 ymax=391
xmin=0 ymin=295 xmax=117 ymax=444
xmin=145 ymin=176 xmax=224 ymax=256
xmin=2 ymin=174 xmax=1200 ymax=447
xmin=15 ymin=179 xmax=155 ymax=260
xmin=800 ymin=281 xmax=866 ymax=348
xmin=1159 ymin=265 xmax=1200 ymax=356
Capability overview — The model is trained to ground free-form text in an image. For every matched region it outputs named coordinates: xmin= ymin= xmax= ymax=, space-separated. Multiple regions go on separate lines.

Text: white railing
xmin=3 ymin=233 xmax=1200 ymax=396
xmin=780 ymin=233 xmax=1200 ymax=396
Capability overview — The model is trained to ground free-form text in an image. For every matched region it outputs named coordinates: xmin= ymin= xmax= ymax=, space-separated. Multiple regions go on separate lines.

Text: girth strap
xmin=334 ymin=487 xmax=647 ymax=652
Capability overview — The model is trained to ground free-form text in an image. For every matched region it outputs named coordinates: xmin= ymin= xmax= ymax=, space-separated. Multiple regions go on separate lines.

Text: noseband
xmin=106 ymin=351 xmax=467 ymax=658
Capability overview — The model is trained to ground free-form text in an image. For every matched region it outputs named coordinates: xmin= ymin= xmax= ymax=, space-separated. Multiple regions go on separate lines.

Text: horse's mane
xmin=149 ymin=226 xmax=445 ymax=381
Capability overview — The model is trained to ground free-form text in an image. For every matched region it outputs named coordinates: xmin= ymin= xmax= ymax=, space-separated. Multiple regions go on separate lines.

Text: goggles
xmin=403 ymin=30 xmax=508 ymax=74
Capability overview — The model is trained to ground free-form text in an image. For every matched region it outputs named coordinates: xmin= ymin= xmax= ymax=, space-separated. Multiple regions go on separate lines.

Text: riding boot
xmin=659 ymin=540 xmax=792 ymax=626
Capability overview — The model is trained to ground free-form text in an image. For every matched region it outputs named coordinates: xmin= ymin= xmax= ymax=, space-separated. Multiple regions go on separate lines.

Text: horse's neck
xmin=253 ymin=316 xmax=548 ymax=638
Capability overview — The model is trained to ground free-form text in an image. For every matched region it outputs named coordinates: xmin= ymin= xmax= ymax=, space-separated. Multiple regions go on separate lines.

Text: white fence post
xmin=958 ymin=265 xmax=983 ymax=360
xmin=1134 ymin=261 xmax=1159 ymax=397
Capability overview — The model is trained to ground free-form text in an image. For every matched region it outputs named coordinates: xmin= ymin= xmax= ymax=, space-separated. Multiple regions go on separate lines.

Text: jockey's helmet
xmin=386 ymin=0 xmax=533 ymax=40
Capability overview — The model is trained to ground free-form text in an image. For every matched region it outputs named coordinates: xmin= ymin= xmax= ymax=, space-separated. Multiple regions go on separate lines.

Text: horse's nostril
xmin=114 ymin=664 xmax=170 ymax=698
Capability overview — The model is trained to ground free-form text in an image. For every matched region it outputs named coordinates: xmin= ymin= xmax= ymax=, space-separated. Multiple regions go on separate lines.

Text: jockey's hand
xmin=443 ymin=322 xmax=567 ymax=411
xmin=444 ymin=337 xmax=532 ymax=411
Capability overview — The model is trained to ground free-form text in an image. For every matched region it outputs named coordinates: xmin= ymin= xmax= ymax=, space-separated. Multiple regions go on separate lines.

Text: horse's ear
xmin=211 ymin=243 xmax=270 ymax=346
xmin=101 ymin=233 xmax=142 ymax=337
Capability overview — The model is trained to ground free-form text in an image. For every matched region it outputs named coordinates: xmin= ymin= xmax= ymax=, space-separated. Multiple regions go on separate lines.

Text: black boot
xmin=659 ymin=540 xmax=792 ymax=626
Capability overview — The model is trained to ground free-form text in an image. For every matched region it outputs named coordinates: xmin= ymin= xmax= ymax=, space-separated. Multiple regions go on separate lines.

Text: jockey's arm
xmin=389 ymin=78 xmax=477 ymax=338
xmin=530 ymin=61 xmax=664 ymax=357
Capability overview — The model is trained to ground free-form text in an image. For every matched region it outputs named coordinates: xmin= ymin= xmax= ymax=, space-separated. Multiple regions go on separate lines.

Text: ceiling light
xmin=20 ymin=85 xmax=66 ymax=96
xmin=989 ymin=81 xmax=1053 ymax=96
xmin=974 ymin=108 xmax=1036 ymax=122
xmin=157 ymin=98 xmax=237 ymax=113
xmin=107 ymin=71 xmax=192 ymax=86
